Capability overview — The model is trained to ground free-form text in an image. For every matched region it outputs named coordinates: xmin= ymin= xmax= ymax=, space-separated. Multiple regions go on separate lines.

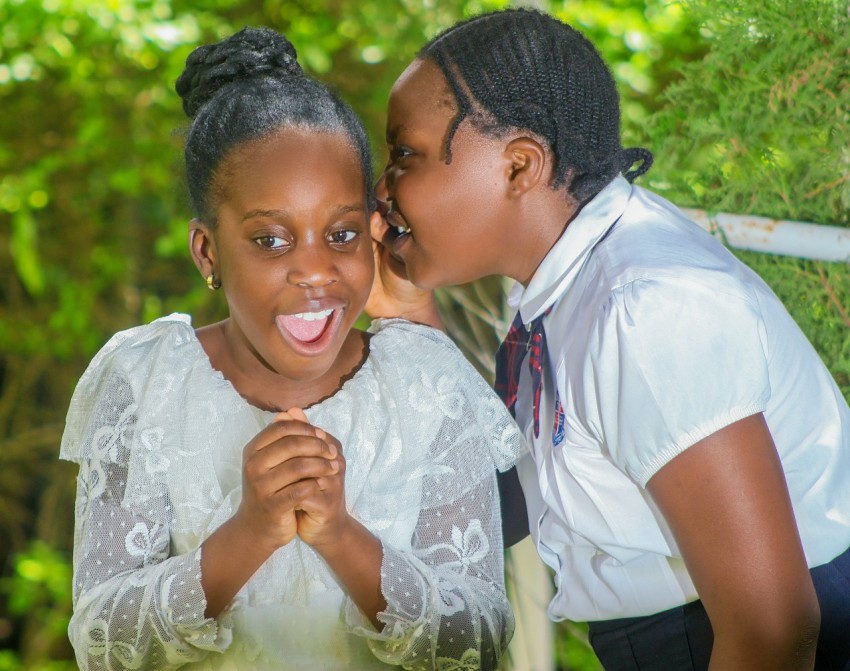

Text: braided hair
xmin=175 ymin=26 xmax=373 ymax=223
xmin=420 ymin=9 xmax=653 ymax=203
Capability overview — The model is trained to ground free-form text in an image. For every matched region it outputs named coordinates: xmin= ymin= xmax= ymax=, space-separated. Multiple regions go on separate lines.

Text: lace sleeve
xmin=63 ymin=363 xmax=231 ymax=670
xmin=349 ymin=469 xmax=511 ymax=670
xmin=334 ymin=320 xmax=521 ymax=669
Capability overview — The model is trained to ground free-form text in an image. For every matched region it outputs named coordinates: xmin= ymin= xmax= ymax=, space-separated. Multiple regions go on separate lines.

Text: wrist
xmin=200 ymin=516 xmax=281 ymax=618
xmin=311 ymin=516 xmax=372 ymax=561
xmin=228 ymin=509 xmax=289 ymax=557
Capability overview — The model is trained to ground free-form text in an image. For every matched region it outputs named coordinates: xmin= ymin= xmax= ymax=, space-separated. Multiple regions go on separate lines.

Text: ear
xmin=504 ymin=137 xmax=547 ymax=199
xmin=188 ymin=218 xmax=218 ymax=279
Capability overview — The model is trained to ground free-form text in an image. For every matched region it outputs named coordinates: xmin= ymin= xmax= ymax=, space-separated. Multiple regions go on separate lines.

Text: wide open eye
xmin=254 ymin=235 xmax=289 ymax=250
xmin=328 ymin=229 xmax=358 ymax=244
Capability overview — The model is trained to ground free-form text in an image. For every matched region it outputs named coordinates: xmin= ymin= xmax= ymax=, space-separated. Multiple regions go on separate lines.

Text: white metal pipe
xmin=683 ymin=209 xmax=850 ymax=263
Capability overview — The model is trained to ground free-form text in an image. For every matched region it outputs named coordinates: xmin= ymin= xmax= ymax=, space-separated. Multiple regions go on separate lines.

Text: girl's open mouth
xmin=276 ymin=307 xmax=343 ymax=355
xmin=277 ymin=308 xmax=333 ymax=343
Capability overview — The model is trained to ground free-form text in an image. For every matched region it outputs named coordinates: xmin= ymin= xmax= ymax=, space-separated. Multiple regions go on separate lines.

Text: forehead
xmin=387 ymin=58 xmax=457 ymax=131
xmin=217 ymin=129 xmax=364 ymax=208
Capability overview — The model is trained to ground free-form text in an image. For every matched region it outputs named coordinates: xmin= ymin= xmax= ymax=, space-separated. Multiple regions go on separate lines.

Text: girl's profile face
xmin=379 ymin=58 xmax=520 ymax=289
xmin=209 ymin=129 xmax=373 ymax=390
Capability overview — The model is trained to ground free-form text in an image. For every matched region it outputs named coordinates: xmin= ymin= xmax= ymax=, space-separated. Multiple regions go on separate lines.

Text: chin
xmin=415 ymin=270 xmax=472 ymax=291
xmin=406 ymin=264 xmax=441 ymax=291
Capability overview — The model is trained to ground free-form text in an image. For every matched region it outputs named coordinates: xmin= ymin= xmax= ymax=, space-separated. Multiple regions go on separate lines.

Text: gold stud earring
xmin=206 ymin=274 xmax=220 ymax=290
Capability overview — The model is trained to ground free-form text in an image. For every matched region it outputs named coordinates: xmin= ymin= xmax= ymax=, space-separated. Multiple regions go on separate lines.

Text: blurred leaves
xmin=1 ymin=0 xmax=847 ymax=669
xmin=0 ymin=542 xmax=75 ymax=669
xmin=645 ymin=0 xmax=850 ymax=224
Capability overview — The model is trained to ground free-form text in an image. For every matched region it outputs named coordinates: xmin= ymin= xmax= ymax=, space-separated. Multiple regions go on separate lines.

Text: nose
xmin=286 ymin=243 xmax=338 ymax=289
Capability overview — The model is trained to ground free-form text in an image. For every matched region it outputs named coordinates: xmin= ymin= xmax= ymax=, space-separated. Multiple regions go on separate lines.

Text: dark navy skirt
xmin=586 ymin=545 xmax=850 ymax=671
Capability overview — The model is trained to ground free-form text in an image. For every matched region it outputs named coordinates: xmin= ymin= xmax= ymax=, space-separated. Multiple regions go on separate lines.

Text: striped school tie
xmin=494 ymin=308 xmax=551 ymax=438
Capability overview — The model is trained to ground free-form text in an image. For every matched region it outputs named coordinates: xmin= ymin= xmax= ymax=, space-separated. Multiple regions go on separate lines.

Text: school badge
xmin=552 ymin=391 xmax=565 ymax=447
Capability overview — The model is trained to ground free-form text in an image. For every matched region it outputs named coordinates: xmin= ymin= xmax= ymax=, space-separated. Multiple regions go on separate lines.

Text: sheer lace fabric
xmin=61 ymin=315 xmax=523 ymax=670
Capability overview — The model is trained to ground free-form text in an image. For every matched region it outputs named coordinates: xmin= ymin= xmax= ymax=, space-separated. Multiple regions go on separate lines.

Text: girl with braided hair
xmin=60 ymin=26 xmax=523 ymax=670
xmin=369 ymin=8 xmax=850 ymax=671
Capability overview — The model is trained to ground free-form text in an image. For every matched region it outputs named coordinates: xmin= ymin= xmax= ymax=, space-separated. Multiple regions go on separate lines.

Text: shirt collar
xmin=508 ymin=175 xmax=633 ymax=323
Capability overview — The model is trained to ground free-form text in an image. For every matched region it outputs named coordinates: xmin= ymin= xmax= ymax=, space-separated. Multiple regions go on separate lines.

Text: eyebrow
xmin=386 ymin=126 xmax=405 ymax=143
xmin=241 ymin=204 xmax=364 ymax=222
xmin=386 ymin=94 xmax=456 ymax=142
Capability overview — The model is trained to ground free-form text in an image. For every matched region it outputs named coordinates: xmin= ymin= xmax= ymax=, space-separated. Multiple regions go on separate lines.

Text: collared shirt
xmin=511 ymin=176 xmax=850 ymax=621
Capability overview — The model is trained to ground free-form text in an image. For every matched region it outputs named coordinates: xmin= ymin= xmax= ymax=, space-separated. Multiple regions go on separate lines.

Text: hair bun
xmin=620 ymin=146 xmax=654 ymax=182
xmin=176 ymin=26 xmax=301 ymax=118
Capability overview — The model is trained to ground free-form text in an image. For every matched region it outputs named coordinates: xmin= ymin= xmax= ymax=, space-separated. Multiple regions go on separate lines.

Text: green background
xmin=1 ymin=0 xmax=847 ymax=668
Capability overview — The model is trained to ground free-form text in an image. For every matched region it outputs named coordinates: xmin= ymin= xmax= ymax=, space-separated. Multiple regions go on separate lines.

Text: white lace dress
xmin=60 ymin=314 xmax=523 ymax=671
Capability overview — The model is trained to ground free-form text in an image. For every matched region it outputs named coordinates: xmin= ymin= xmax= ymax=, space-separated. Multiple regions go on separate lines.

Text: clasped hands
xmin=235 ymin=408 xmax=348 ymax=554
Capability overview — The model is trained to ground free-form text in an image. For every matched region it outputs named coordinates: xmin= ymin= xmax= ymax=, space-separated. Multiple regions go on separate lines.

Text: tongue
xmin=278 ymin=314 xmax=330 ymax=343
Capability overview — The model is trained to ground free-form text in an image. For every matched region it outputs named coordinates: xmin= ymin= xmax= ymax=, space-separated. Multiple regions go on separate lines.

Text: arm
xmin=63 ymin=364 xmax=227 ymax=670
xmin=309 ymin=517 xmax=386 ymax=628
xmin=340 ymin=450 xmax=513 ymax=670
xmin=270 ymin=408 xmax=387 ymax=628
xmin=647 ymin=413 xmax=820 ymax=671
xmin=200 ymin=417 xmax=341 ymax=618
xmin=291 ymin=408 xmax=514 ymax=670
xmin=68 ymin=458 xmax=226 ymax=671
xmin=66 ymin=385 xmax=340 ymax=669
xmin=369 ymin=474 xmax=513 ymax=671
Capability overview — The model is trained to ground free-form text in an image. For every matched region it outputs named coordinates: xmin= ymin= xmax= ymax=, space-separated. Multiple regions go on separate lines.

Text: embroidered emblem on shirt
xmin=552 ymin=391 xmax=565 ymax=447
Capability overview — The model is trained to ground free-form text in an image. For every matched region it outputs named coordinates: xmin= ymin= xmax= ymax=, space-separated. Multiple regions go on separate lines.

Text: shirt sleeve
xmin=346 ymin=320 xmax=520 ymax=670
xmin=591 ymin=276 xmax=771 ymax=487
xmin=62 ymin=356 xmax=231 ymax=670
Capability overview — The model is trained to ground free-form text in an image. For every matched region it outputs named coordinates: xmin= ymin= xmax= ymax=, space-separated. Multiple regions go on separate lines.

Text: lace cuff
xmin=68 ymin=451 xmax=233 ymax=669
xmin=70 ymin=546 xmax=232 ymax=670
xmin=345 ymin=535 xmax=511 ymax=670
xmin=344 ymin=545 xmax=433 ymax=666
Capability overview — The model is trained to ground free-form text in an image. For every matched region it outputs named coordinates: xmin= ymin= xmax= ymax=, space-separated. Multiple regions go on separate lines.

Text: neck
xmin=197 ymin=320 xmax=370 ymax=412
xmin=507 ymin=189 xmax=581 ymax=286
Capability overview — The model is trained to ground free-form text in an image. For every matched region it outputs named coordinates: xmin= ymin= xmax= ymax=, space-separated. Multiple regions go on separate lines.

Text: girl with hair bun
xmin=61 ymin=26 xmax=521 ymax=670
xmin=370 ymin=8 xmax=850 ymax=671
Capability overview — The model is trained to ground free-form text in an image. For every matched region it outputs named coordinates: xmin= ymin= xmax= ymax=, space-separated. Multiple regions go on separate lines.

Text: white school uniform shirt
xmin=511 ymin=175 xmax=850 ymax=622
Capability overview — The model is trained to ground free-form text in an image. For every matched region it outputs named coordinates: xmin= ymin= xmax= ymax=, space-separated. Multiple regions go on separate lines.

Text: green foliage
xmin=555 ymin=622 xmax=603 ymax=671
xmin=3 ymin=541 xmax=70 ymax=629
xmin=2 ymin=0 xmax=847 ymax=668
xmin=556 ymin=0 xmax=707 ymax=133
xmin=0 ymin=542 xmax=75 ymax=669
xmin=645 ymin=0 xmax=849 ymax=224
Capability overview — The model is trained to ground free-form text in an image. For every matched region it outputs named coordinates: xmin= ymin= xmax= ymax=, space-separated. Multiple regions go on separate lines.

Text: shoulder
xmin=367 ymin=317 xmax=469 ymax=363
xmin=573 ymin=190 xmax=769 ymax=327
xmin=368 ymin=317 xmax=456 ymax=346
xmin=367 ymin=318 xmax=525 ymax=472
xmin=67 ymin=313 xmax=202 ymax=415
xmin=594 ymin=188 xmax=756 ymax=296
xmin=61 ymin=313 xmax=201 ymax=463
xmin=367 ymin=317 xmax=491 ymax=388
xmin=580 ymin=272 xmax=767 ymax=378
xmin=84 ymin=313 xmax=198 ymax=377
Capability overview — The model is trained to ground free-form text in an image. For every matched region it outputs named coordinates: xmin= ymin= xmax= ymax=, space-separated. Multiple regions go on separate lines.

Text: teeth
xmin=397 ymin=225 xmax=409 ymax=234
xmin=291 ymin=309 xmax=333 ymax=321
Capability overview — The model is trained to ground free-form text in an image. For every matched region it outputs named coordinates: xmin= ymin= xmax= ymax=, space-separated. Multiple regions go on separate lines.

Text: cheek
xmin=345 ymin=248 xmax=375 ymax=300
